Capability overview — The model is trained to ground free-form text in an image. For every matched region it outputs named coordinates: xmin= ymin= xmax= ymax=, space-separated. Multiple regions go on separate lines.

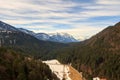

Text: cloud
xmin=81 ymin=0 xmax=120 ymax=17
xmin=0 ymin=0 xmax=120 ymax=39
xmin=97 ymin=0 xmax=120 ymax=5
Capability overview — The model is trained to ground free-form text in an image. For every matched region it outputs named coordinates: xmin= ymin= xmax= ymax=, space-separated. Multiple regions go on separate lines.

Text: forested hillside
xmin=0 ymin=21 xmax=120 ymax=80
xmin=0 ymin=47 xmax=58 ymax=80
xmin=0 ymin=30 xmax=67 ymax=57
xmin=55 ymin=22 xmax=120 ymax=80
xmin=0 ymin=21 xmax=68 ymax=58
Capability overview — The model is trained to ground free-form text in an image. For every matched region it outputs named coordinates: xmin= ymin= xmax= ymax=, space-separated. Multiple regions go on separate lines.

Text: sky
xmin=0 ymin=0 xmax=120 ymax=40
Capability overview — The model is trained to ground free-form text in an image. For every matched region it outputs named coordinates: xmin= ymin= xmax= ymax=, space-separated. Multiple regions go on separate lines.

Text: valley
xmin=0 ymin=21 xmax=120 ymax=80
xmin=1 ymin=0 xmax=120 ymax=80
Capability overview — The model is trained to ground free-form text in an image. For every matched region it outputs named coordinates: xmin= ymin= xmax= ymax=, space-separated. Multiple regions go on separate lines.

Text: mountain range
xmin=0 ymin=21 xmax=68 ymax=58
xmin=18 ymin=28 xmax=78 ymax=43
xmin=0 ymin=20 xmax=120 ymax=80
xmin=0 ymin=21 xmax=78 ymax=43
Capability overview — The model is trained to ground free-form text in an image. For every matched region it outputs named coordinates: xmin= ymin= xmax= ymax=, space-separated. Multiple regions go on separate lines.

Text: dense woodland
xmin=0 ymin=47 xmax=59 ymax=80
xmin=0 ymin=30 xmax=68 ymax=57
xmin=40 ymin=22 xmax=120 ymax=80
xmin=56 ymin=44 xmax=120 ymax=80
xmin=56 ymin=22 xmax=120 ymax=80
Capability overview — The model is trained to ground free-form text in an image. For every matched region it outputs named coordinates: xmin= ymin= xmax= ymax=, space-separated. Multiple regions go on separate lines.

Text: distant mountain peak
xmin=18 ymin=28 xmax=79 ymax=43
xmin=35 ymin=33 xmax=50 ymax=41
xmin=0 ymin=21 xmax=78 ymax=43
xmin=48 ymin=32 xmax=78 ymax=43
xmin=49 ymin=32 xmax=73 ymax=37
xmin=56 ymin=32 xmax=73 ymax=38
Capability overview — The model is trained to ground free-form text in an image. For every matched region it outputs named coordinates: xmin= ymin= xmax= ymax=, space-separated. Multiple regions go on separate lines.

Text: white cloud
xmin=81 ymin=0 xmax=120 ymax=17
xmin=1 ymin=0 xmax=119 ymax=23
xmin=0 ymin=0 xmax=120 ymax=39
xmin=25 ymin=25 xmax=54 ymax=29
xmin=97 ymin=0 xmax=120 ymax=5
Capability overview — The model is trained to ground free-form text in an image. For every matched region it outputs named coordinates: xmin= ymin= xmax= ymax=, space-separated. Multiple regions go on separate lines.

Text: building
xmin=93 ymin=77 xmax=107 ymax=80
xmin=93 ymin=77 xmax=100 ymax=80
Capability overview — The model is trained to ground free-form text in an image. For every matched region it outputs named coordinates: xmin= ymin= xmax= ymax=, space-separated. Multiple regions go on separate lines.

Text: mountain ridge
xmin=55 ymin=22 xmax=120 ymax=80
xmin=18 ymin=28 xmax=78 ymax=43
xmin=0 ymin=21 xmax=78 ymax=43
xmin=0 ymin=21 xmax=19 ymax=31
xmin=0 ymin=21 xmax=68 ymax=58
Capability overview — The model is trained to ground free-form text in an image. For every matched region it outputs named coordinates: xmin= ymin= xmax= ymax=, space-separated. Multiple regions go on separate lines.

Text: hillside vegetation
xmin=0 ymin=48 xmax=58 ymax=80
xmin=0 ymin=30 xmax=68 ymax=58
xmin=55 ymin=22 xmax=120 ymax=80
xmin=0 ymin=21 xmax=120 ymax=80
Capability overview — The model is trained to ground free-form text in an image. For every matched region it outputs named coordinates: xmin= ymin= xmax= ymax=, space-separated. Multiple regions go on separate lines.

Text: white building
xmin=93 ymin=77 xmax=100 ymax=80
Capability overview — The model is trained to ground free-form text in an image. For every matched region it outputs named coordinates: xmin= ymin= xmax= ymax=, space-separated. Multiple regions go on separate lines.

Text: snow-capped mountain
xmin=18 ymin=28 xmax=51 ymax=41
xmin=49 ymin=33 xmax=78 ymax=43
xmin=35 ymin=33 xmax=50 ymax=41
xmin=18 ymin=28 xmax=78 ymax=43
xmin=18 ymin=28 xmax=36 ymax=36
xmin=34 ymin=32 xmax=78 ymax=43
xmin=0 ymin=21 xmax=18 ymax=31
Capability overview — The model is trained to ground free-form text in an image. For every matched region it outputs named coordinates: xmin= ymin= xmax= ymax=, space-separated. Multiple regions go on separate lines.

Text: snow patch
xmin=43 ymin=59 xmax=71 ymax=80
